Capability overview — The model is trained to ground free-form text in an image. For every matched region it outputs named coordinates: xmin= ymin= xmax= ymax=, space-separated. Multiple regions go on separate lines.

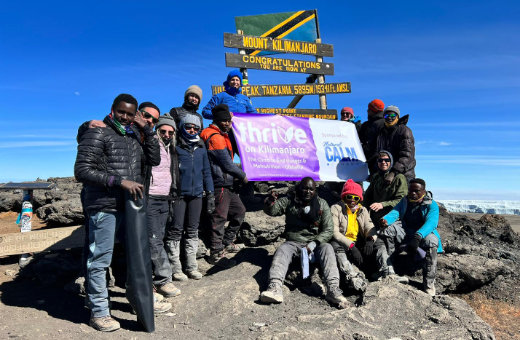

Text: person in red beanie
xmin=329 ymin=179 xmax=386 ymax=291
xmin=359 ymin=99 xmax=386 ymax=177
xmin=340 ymin=107 xmax=361 ymax=133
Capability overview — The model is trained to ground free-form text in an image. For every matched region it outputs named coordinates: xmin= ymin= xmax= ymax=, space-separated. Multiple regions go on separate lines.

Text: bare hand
xmin=133 ymin=111 xmax=147 ymax=129
xmin=89 ymin=120 xmax=106 ymax=128
xmin=370 ymin=203 xmax=384 ymax=212
xmin=379 ymin=219 xmax=388 ymax=229
xmin=243 ymin=177 xmax=249 ymax=184
xmin=121 ymin=179 xmax=143 ymax=200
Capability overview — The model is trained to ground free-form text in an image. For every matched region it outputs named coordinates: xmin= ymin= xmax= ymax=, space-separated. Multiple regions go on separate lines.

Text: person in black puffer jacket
xmin=376 ymin=105 xmax=416 ymax=183
xmin=359 ymin=99 xmax=386 ymax=177
xmin=169 ymin=85 xmax=204 ymax=131
xmin=74 ymin=94 xmax=160 ymax=332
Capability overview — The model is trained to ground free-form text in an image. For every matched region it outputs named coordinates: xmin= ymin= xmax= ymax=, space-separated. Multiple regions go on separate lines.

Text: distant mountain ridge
xmin=438 ymin=200 xmax=520 ymax=215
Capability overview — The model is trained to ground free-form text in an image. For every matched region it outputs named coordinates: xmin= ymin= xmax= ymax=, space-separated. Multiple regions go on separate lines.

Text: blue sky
xmin=1 ymin=1 xmax=519 ymax=200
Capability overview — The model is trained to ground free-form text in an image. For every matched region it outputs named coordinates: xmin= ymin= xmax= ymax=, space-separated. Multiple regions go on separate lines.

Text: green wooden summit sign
xmin=211 ymin=82 xmax=350 ymax=97
xmin=224 ymin=33 xmax=333 ymax=57
xmin=221 ymin=10 xmax=350 ymax=119
xmin=225 ymin=53 xmax=334 ymax=75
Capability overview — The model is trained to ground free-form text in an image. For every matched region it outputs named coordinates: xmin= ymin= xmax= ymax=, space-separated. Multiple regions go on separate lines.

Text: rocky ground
xmin=0 ymin=177 xmax=519 ymax=339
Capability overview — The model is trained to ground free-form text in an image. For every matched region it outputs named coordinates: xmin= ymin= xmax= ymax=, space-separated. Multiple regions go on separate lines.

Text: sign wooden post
xmin=217 ymin=10 xmax=351 ymax=119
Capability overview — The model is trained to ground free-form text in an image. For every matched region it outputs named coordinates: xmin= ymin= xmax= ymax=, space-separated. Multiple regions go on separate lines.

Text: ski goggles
xmin=384 ymin=113 xmax=397 ymax=119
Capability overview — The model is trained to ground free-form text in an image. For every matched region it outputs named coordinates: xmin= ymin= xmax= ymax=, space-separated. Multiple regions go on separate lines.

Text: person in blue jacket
xmin=378 ymin=178 xmax=442 ymax=296
xmin=165 ymin=115 xmax=215 ymax=281
xmin=202 ymin=69 xmax=256 ymax=119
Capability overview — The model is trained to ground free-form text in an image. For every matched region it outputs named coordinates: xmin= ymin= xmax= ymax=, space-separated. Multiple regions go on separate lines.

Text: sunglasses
xmin=344 ymin=194 xmax=360 ymax=202
xmin=140 ymin=110 xmax=159 ymax=124
xmin=159 ymin=129 xmax=174 ymax=136
xmin=184 ymin=124 xmax=200 ymax=132
xmin=378 ymin=158 xmax=391 ymax=163
xmin=384 ymin=113 xmax=397 ymax=119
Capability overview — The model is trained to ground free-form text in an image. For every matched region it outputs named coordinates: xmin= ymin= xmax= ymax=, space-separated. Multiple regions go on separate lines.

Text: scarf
xmin=295 ymin=194 xmax=321 ymax=225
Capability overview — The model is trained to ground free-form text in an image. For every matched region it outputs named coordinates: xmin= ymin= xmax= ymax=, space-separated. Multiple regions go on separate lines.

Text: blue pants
xmin=86 ymin=211 xmax=123 ymax=318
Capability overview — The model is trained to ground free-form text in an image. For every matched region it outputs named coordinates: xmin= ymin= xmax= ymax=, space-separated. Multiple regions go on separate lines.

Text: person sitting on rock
xmin=364 ymin=150 xmax=408 ymax=223
xmin=330 ymin=179 xmax=385 ymax=293
xmin=259 ymin=177 xmax=348 ymax=309
xmin=378 ymin=178 xmax=442 ymax=296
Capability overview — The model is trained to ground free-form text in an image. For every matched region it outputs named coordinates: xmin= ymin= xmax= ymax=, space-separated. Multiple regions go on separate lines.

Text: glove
xmin=349 ymin=245 xmax=364 ymax=266
xmin=384 ymin=171 xmax=396 ymax=184
xmin=206 ymin=192 xmax=215 ymax=214
xmin=363 ymin=239 xmax=374 ymax=256
xmin=407 ymin=233 xmax=422 ymax=253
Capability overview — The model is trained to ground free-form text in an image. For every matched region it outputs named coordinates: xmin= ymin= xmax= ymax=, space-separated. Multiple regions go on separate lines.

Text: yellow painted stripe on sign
xmin=275 ymin=14 xmax=316 ymax=40
xmin=249 ymin=11 xmax=316 ymax=56
xmin=260 ymin=10 xmax=305 ymax=38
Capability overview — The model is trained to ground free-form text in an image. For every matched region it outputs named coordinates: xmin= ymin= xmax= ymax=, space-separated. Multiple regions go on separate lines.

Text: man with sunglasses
xmin=376 ymin=105 xmax=416 ymax=184
xmin=260 ymin=178 xmax=349 ymax=308
xmin=169 ymin=85 xmax=204 ymax=130
xmin=75 ymin=94 xmax=161 ymax=331
xmin=364 ymin=151 xmax=408 ymax=223
xmin=378 ymin=178 xmax=442 ymax=296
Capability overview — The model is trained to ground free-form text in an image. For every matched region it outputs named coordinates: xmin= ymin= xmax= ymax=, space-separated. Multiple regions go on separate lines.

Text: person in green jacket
xmin=364 ymin=150 xmax=408 ymax=223
xmin=259 ymin=177 xmax=348 ymax=309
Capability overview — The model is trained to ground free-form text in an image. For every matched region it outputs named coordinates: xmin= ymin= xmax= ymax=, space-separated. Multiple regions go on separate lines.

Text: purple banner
xmin=232 ymin=113 xmax=319 ymax=181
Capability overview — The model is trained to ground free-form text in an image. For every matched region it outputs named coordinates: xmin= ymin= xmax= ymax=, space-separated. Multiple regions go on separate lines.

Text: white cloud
xmin=74 ymin=91 xmax=80 ymax=96
xmin=438 ymin=141 xmax=451 ymax=146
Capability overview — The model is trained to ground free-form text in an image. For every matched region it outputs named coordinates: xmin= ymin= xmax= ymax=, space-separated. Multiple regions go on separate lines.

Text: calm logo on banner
xmin=232 ymin=113 xmax=368 ymax=181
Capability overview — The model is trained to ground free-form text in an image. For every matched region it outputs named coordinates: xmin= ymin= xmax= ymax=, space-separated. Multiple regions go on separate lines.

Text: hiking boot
xmin=154 ymin=301 xmax=172 ymax=314
xmin=89 ymin=315 xmax=120 ymax=332
xmin=154 ymin=292 xmax=164 ymax=302
xmin=207 ymin=252 xmax=236 ymax=268
xmin=155 ymin=282 xmax=181 ymax=297
xmin=260 ymin=281 xmax=284 ymax=304
xmin=325 ymin=287 xmax=349 ymax=309
xmin=387 ymin=273 xmax=409 ymax=284
xmin=224 ymin=243 xmax=244 ymax=253
xmin=348 ymin=276 xmax=368 ymax=293
xmin=424 ymin=286 xmax=436 ymax=297
xmin=187 ymin=270 xmax=203 ymax=280
xmin=173 ymin=272 xmax=189 ymax=281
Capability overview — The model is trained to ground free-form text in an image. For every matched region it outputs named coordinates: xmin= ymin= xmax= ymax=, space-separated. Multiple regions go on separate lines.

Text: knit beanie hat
xmin=185 ymin=85 xmax=203 ymax=102
xmin=341 ymin=179 xmax=363 ymax=201
xmin=223 ymin=69 xmax=243 ymax=95
xmin=368 ymin=99 xmax=385 ymax=113
xmin=155 ymin=113 xmax=176 ymax=130
xmin=179 ymin=114 xmax=201 ymax=130
xmin=341 ymin=107 xmax=354 ymax=117
xmin=212 ymin=104 xmax=232 ymax=121
xmin=384 ymin=105 xmax=400 ymax=116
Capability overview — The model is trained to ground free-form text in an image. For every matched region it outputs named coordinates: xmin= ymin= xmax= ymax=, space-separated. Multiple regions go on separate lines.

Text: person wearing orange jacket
xmin=200 ymin=104 xmax=248 ymax=267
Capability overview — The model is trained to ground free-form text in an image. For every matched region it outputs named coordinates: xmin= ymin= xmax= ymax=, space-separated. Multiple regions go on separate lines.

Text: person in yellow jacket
xmin=329 ymin=180 xmax=386 ymax=291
